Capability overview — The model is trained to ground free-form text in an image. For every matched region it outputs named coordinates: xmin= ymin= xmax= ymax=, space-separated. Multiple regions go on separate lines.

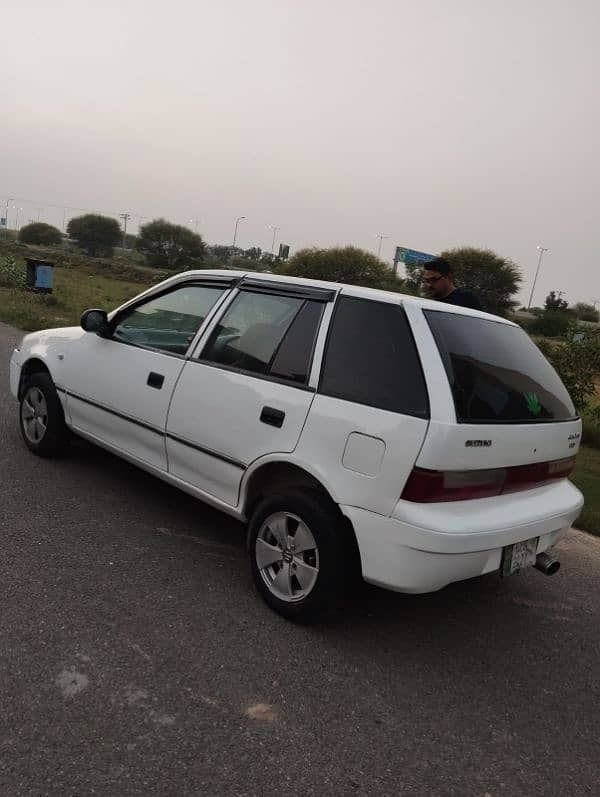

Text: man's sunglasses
xmin=422 ymin=274 xmax=444 ymax=285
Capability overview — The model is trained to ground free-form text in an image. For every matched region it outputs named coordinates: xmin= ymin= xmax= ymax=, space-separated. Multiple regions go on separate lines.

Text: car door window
xmin=112 ymin=284 xmax=226 ymax=355
xmin=201 ymin=290 xmax=322 ymax=384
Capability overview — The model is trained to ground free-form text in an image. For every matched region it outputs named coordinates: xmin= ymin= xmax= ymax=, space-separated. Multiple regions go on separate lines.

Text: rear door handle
xmin=147 ymin=372 xmax=165 ymax=389
xmin=260 ymin=406 xmax=285 ymax=428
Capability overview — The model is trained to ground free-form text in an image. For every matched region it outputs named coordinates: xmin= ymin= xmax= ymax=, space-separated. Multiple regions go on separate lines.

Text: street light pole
xmin=527 ymin=245 xmax=550 ymax=310
xmin=3 ymin=197 xmax=13 ymax=235
xmin=232 ymin=216 xmax=246 ymax=254
xmin=376 ymin=233 xmax=389 ymax=259
xmin=268 ymin=225 xmax=280 ymax=255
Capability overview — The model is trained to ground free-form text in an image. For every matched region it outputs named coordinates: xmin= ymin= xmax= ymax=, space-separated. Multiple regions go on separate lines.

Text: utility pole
xmin=35 ymin=208 xmax=43 ymax=222
xmin=376 ymin=233 xmax=389 ymax=259
xmin=527 ymin=245 xmax=549 ymax=310
xmin=189 ymin=218 xmax=200 ymax=234
xmin=268 ymin=225 xmax=280 ymax=255
xmin=119 ymin=213 xmax=131 ymax=251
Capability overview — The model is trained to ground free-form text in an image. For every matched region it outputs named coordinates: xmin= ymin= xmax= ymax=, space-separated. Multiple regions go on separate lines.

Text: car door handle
xmin=260 ymin=406 xmax=285 ymax=428
xmin=147 ymin=372 xmax=165 ymax=390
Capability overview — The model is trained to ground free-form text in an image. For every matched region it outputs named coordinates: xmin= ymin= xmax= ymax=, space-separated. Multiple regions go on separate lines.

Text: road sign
xmin=278 ymin=243 xmax=290 ymax=260
xmin=394 ymin=246 xmax=436 ymax=266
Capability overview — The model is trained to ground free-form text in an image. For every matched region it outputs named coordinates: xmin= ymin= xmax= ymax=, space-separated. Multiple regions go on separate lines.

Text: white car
xmin=9 ymin=270 xmax=583 ymax=620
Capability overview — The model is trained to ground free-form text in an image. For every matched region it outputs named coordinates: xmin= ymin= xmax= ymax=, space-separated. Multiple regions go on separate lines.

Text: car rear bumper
xmin=342 ymin=480 xmax=584 ymax=593
xmin=9 ymin=349 xmax=22 ymax=400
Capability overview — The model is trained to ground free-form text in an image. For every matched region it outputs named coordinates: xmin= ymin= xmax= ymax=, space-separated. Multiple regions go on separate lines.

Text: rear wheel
xmin=19 ymin=372 xmax=69 ymax=457
xmin=248 ymin=491 xmax=349 ymax=622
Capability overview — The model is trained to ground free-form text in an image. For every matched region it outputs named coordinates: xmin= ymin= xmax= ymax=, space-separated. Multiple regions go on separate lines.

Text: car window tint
xmin=202 ymin=291 xmax=304 ymax=376
xmin=113 ymin=284 xmax=226 ymax=355
xmin=319 ymin=296 xmax=429 ymax=417
xmin=270 ymin=301 xmax=324 ymax=383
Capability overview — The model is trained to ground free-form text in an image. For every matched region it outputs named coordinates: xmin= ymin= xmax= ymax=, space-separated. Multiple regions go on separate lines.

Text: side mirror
xmin=80 ymin=309 xmax=108 ymax=333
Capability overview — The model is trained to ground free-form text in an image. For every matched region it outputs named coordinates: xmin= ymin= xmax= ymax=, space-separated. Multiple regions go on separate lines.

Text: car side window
xmin=201 ymin=290 xmax=323 ymax=384
xmin=112 ymin=284 xmax=226 ymax=355
xmin=269 ymin=300 xmax=324 ymax=383
xmin=319 ymin=296 xmax=430 ymax=417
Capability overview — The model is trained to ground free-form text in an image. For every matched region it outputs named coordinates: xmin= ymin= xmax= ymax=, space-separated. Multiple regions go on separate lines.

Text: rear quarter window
xmin=424 ymin=310 xmax=577 ymax=423
xmin=319 ymin=296 xmax=429 ymax=417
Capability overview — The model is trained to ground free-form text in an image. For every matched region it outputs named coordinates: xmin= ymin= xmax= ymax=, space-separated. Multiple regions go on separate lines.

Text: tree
xmin=18 ymin=222 xmax=62 ymax=246
xmin=241 ymin=246 xmax=263 ymax=261
xmin=122 ymin=232 xmax=138 ymax=250
xmin=441 ymin=247 xmax=522 ymax=316
xmin=404 ymin=246 xmax=522 ymax=316
xmin=572 ymin=302 xmax=599 ymax=323
xmin=67 ymin=214 xmax=121 ymax=257
xmin=136 ymin=219 xmax=206 ymax=269
xmin=545 ymin=290 xmax=569 ymax=312
xmin=206 ymin=244 xmax=234 ymax=265
xmin=276 ymin=246 xmax=403 ymax=291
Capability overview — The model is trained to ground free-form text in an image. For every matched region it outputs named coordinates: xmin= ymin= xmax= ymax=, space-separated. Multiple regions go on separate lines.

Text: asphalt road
xmin=1 ymin=320 xmax=599 ymax=797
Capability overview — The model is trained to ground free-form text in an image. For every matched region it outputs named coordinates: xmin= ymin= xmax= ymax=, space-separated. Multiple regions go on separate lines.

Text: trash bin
xmin=25 ymin=258 xmax=54 ymax=294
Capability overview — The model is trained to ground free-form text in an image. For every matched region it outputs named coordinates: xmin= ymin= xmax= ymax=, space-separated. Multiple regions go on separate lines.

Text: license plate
xmin=500 ymin=537 xmax=539 ymax=577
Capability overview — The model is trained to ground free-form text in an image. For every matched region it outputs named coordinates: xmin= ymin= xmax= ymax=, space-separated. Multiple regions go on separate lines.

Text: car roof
xmin=165 ymin=269 xmax=515 ymax=325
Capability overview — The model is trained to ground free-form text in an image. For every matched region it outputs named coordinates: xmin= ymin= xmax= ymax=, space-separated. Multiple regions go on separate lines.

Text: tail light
xmin=401 ymin=456 xmax=576 ymax=503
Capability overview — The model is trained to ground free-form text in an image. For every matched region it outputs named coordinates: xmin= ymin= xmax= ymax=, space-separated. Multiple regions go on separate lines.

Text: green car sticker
xmin=524 ymin=392 xmax=542 ymax=416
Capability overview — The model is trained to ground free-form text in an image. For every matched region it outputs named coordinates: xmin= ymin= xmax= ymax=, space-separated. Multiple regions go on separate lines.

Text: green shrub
xmin=582 ymin=412 xmax=600 ymax=448
xmin=277 ymin=245 xmax=405 ymax=292
xmin=0 ymin=256 xmax=26 ymax=289
xmin=537 ymin=331 xmax=600 ymax=413
xmin=529 ymin=310 xmax=575 ymax=338
xmin=573 ymin=302 xmax=600 ymax=323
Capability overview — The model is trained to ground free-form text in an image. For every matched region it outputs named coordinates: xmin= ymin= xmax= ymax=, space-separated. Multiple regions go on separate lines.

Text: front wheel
xmin=248 ymin=491 xmax=349 ymax=622
xmin=19 ymin=372 xmax=69 ymax=457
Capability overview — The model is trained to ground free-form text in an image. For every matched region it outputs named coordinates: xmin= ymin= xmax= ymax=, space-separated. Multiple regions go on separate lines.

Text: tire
xmin=248 ymin=490 xmax=349 ymax=622
xmin=19 ymin=372 xmax=69 ymax=457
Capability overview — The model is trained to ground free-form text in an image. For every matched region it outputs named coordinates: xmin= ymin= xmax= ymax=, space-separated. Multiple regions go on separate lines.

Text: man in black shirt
xmin=422 ymin=258 xmax=484 ymax=311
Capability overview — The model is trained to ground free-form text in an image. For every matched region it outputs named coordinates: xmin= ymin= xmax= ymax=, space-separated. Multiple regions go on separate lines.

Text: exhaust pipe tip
xmin=535 ymin=552 xmax=560 ymax=576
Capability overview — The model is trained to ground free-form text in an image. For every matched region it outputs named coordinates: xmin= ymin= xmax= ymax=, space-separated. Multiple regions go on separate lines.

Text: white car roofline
xmin=110 ymin=268 xmax=513 ymax=327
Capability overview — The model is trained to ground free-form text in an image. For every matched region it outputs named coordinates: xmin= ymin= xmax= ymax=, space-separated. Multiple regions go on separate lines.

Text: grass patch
xmin=571 ymin=446 xmax=600 ymax=536
xmin=0 ymin=268 xmax=150 ymax=331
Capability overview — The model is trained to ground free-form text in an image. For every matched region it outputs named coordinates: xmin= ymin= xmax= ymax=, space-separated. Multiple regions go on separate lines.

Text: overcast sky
xmin=2 ymin=0 xmax=599 ymax=305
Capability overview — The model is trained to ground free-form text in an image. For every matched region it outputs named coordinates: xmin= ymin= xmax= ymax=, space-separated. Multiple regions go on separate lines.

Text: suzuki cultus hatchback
xmin=10 ymin=271 xmax=583 ymax=620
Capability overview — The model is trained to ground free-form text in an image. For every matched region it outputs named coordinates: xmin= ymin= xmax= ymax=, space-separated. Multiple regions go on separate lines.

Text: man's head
xmin=422 ymin=257 xmax=455 ymax=299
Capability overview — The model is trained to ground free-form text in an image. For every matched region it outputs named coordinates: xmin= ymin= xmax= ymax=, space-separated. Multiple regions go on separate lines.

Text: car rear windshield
xmin=424 ymin=310 xmax=577 ymax=423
